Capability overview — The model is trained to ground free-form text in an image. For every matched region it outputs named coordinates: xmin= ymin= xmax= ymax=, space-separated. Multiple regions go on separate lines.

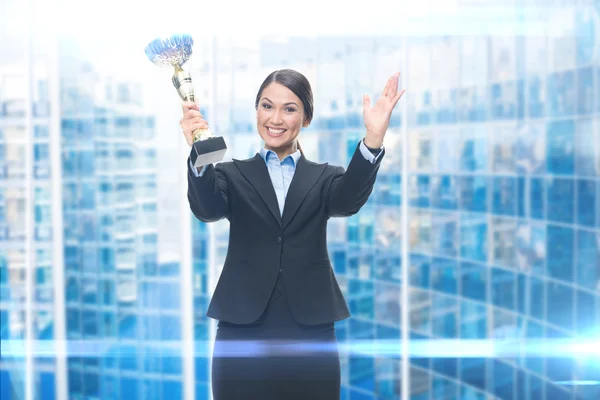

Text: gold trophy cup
xmin=145 ymin=34 xmax=227 ymax=168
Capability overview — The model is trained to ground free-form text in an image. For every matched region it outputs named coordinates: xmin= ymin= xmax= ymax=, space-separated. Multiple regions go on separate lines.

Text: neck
xmin=265 ymin=142 xmax=298 ymax=161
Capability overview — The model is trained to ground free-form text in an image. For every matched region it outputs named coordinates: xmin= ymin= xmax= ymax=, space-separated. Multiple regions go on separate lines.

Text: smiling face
xmin=256 ymin=82 xmax=310 ymax=160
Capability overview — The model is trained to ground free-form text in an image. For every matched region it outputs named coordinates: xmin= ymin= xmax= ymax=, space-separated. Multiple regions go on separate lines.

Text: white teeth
xmin=267 ymin=127 xmax=285 ymax=134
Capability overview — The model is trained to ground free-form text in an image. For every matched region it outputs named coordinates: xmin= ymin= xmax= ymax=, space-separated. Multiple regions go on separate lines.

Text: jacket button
xmin=276 ymin=236 xmax=282 ymax=244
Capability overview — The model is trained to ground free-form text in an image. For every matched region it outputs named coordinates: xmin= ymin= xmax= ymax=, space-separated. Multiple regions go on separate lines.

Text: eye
xmin=285 ymin=107 xmax=296 ymax=112
xmin=261 ymin=103 xmax=271 ymax=109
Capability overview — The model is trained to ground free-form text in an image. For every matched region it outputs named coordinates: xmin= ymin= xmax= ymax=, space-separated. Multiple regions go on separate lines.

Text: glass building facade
xmin=1 ymin=1 xmax=599 ymax=399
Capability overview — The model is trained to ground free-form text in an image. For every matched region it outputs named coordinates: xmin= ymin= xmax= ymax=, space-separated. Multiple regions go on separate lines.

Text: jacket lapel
xmin=234 ymin=154 xmax=282 ymax=227
xmin=282 ymin=155 xmax=328 ymax=230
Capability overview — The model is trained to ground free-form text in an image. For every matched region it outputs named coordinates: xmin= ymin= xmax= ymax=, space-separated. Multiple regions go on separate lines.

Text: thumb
xmin=363 ymin=94 xmax=370 ymax=110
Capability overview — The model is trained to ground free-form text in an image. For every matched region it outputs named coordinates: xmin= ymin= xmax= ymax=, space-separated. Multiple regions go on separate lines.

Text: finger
xmin=363 ymin=94 xmax=371 ymax=110
xmin=182 ymin=101 xmax=199 ymax=114
xmin=188 ymin=117 xmax=207 ymax=125
xmin=185 ymin=109 xmax=203 ymax=120
xmin=187 ymin=122 xmax=209 ymax=133
xmin=389 ymin=73 xmax=400 ymax=99
xmin=391 ymin=89 xmax=406 ymax=108
xmin=381 ymin=76 xmax=393 ymax=98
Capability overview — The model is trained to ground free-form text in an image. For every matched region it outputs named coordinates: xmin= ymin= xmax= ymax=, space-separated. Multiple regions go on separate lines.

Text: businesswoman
xmin=182 ymin=69 xmax=404 ymax=399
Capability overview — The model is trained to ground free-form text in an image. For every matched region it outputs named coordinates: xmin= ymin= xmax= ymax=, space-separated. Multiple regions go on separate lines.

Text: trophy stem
xmin=172 ymin=67 xmax=195 ymax=103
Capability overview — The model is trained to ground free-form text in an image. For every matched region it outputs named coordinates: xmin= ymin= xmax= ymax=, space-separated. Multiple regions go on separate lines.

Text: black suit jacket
xmin=187 ymin=141 xmax=384 ymax=325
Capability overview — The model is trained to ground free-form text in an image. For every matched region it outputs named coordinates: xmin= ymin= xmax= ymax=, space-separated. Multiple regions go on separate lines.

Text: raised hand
xmin=363 ymin=73 xmax=405 ymax=148
xmin=180 ymin=101 xmax=209 ymax=147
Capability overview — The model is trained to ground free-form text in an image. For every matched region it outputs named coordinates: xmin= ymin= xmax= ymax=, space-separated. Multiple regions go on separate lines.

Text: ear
xmin=303 ymin=118 xmax=311 ymax=128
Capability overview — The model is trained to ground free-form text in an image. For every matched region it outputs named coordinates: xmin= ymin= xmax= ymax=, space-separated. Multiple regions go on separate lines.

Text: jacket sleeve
xmin=326 ymin=141 xmax=384 ymax=218
xmin=187 ymin=158 xmax=229 ymax=222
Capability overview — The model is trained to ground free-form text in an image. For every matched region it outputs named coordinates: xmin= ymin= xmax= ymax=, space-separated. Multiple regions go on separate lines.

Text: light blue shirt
xmin=190 ymin=140 xmax=383 ymax=215
xmin=259 ymin=148 xmax=302 ymax=215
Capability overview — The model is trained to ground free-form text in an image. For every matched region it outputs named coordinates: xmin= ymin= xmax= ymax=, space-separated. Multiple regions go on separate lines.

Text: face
xmin=256 ymin=82 xmax=309 ymax=158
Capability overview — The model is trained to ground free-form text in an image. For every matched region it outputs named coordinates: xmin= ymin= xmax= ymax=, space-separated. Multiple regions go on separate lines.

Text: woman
xmin=182 ymin=69 xmax=404 ymax=399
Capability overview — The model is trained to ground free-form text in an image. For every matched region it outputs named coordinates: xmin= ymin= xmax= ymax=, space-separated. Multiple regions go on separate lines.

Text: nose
xmin=271 ymin=109 xmax=283 ymax=125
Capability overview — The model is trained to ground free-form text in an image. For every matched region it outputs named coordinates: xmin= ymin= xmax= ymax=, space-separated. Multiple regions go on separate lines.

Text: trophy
xmin=145 ymin=34 xmax=227 ymax=168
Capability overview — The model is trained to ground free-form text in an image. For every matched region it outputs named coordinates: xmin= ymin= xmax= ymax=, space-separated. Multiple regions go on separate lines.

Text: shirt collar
xmin=259 ymin=147 xmax=301 ymax=166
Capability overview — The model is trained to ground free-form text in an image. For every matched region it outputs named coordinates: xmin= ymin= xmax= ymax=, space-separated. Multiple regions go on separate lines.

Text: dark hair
xmin=254 ymin=69 xmax=314 ymax=155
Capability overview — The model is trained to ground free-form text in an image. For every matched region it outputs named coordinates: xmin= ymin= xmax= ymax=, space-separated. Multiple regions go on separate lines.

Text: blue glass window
xmin=161 ymin=354 xmax=182 ymax=375
xmin=597 ymin=67 xmax=600 ymax=113
xmin=471 ymin=86 xmax=488 ymax=122
xmin=460 ymin=135 xmax=487 ymax=172
xmin=349 ymin=356 xmax=375 ymax=391
xmin=431 ymin=258 xmax=458 ymax=295
xmin=81 ymin=279 xmax=97 ymax=304
xmin=432 ymin=294 xmax=457 ymax=338
xmin=141 ymin=379 xmax=160 ymax=400
xmin=34 ymin=143 xmax=49 ymax=162
xmin=460 ymin=214 xmax=488 ymax=263
xmin=547 ymin=178 xmax=574 ymax=223
xmin=546 ymin=120 xmax=575 ymax=174
xmin=531 ymin=177 xmax=546 ymax=219
xmin=528 ymin=277 xmax=545 ymax=321
xmin=409 ymin=175 xmax=429 ymax=208
xmin=459 ymin=177 xmax=487 ymax=212
xmin=517 ymin=273 xmax=526 ymax=314
xmin=82 ymin=310 xmax=97 ymax=337
xmin=575 ymin=118 xmax=596 ymax=176
xmin=576 ymin=10 xmax=596 ymax=66
xmin=546 ymin=225 xmax=574 ymax=282
xmin=79 ymin=151 xmax=94 ymax=176
xmin=490 ymin=360 xmax=514 ymax=399
xmin=460 ymin=262 xmax=486 ymax=302
xmin=460 ymin=301 xmax=486 ymax=339
xmin=66 ymin=309 xmax=80 ymax=338
xmin=547 ymin=281 xmax=574 ymax=330
xmin=460 ymin=358 xmax=486 ymax=391
xmin=120 ymin=378 xmax=138 ymax=399
xmin=37 ymin=372 xmax=55 ymax=400
xmin=160 ymin=282 xmax=181 ymax=310
xmin=431 ymin=176 xmax=458 ymax=210
xmin=493 ymin=176 xmax=517 ymax=216
xmin=409 ymin=254 xmax=430 ymax=289
xmin=432 ymin=214 xmax=458 ymax=257
xmin=460 ymin=386 xmax=485 ymax=400
xmin=101 ymin=312 xmax=116 ymax=337
xmin=577 ymin=179 xmax=596 ymax=227
xmin=577 ymin=67 xmax=594 ymax=114
xmin=433 ymin=377 xmax=457 ymax=398
xmin=527 ymin=76 xmax=545 ymax=118
xmin=161 ymin=381 xmax=182 ymax=399
xmin=548 ymin=71 xmax=575 ymax=117
xmin=98 ymin=248 xmax=115 ymax=272
xmin=160 ymin=316 xmax=181 ymax=340
xmin=80 ymin=183 xmax=96 ymax=210
xmin=576 ymin=229 xmax=599 ymax=291
xmin=68 ymin=370 xmax=82 ymax=395
xmin=118 ymin=314 xmax=137 ymax=339
xmin=576 ymin=289 xmax=597 ymax=335
xmin=62 ymin=119 xmax=77 ymax=140
xmin=492 ymin=268 xmax=515 ymax=311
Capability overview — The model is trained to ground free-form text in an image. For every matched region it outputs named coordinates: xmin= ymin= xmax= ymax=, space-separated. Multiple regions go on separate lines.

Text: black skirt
xmin=211 ymin=271 xmax=341 ymax=400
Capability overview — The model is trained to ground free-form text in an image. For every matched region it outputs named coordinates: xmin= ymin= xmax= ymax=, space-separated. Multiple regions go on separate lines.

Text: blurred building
xmin=0 ymin=32 xmax=186 ymax=400
xmin=1 ymin=1 xmax=599 ymax=400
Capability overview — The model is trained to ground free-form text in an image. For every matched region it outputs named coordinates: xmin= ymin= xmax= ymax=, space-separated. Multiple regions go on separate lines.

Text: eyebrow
xmin=261 ymin=97 xmax=299 ymax=107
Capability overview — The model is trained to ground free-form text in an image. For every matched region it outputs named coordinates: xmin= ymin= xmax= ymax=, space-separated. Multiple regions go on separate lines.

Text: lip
xmin=265 ymin=126 xmax=287 ymax=137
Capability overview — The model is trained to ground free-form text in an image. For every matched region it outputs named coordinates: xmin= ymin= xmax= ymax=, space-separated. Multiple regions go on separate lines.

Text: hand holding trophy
xmin=145 ymin=34 xmax=227 ymax=168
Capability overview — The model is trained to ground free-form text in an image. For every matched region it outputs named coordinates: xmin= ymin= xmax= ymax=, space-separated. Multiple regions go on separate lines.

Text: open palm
xmin=363 ymin=73 xmax=405 ymax=147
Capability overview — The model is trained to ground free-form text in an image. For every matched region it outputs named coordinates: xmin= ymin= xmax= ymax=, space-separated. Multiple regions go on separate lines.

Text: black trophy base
xmin=190 ymin=136 xmax=227 ymax=169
